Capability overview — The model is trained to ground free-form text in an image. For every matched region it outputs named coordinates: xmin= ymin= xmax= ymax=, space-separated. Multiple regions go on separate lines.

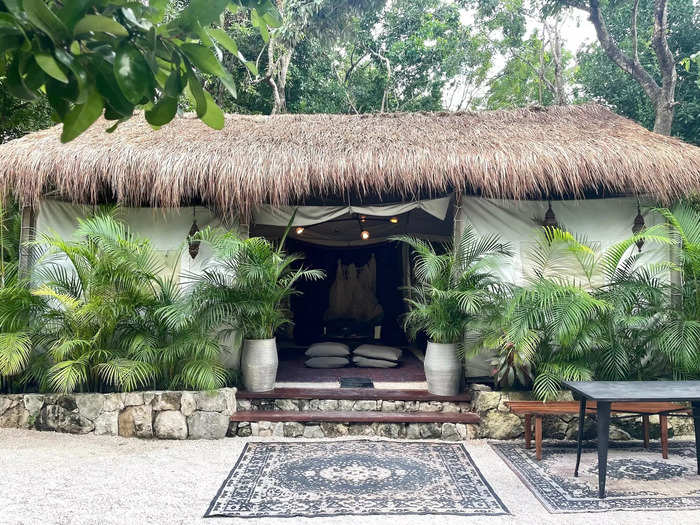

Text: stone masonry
xmin=0 ymin=388 xmax=237 ymax=440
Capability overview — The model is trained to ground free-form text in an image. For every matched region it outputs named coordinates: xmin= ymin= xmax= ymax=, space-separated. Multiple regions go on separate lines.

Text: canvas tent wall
xmin=32 ymin=194 xmax=666 ymax=377
xmin=33 ymin=199 xmax=245 ymax=368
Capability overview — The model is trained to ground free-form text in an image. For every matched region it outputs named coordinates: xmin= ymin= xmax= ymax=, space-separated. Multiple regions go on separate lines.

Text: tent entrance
xmin=249 ymin=198 xmax=455 ymax=387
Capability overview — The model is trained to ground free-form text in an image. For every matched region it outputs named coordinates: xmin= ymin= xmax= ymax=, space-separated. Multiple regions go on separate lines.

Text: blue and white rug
xmin=492 ymin=440 xmax=700 ymax=513
xmin=206 ymin=440 xmax=508 ymax=518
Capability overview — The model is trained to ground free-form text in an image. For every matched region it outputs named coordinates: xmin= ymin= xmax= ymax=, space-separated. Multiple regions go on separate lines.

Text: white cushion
xmin=352 ymin=356 xmax=398 ymax=368
xmin=305 ymin=342 xmax=351 ymax=357
xmin=304 ymin=356 xmax=350 ymax=369
xmin=353 ymin=344 xmax=402 ymax=362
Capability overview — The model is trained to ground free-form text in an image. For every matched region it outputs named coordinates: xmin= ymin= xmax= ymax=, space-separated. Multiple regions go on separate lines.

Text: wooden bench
xmin=507 ymin=401 xmax=689 ymax=460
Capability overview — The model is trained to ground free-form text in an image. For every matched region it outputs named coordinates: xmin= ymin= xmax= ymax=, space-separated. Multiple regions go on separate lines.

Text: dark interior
xmin=285 ymin=238 xmax=407 ymax=347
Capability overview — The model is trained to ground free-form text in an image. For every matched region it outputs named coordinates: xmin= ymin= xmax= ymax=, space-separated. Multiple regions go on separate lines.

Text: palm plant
xmin=0 ymin=212 xmax=228 ymax=393
xmin=176 ymin=228 xmax=326 ymax=340
xmin=394 ymin=225 xmax=512 ymax=346
xmin=497 ymin=226 xmax=672 ymax=400
xmin=655 ymin=203 xmax=700 ymax=377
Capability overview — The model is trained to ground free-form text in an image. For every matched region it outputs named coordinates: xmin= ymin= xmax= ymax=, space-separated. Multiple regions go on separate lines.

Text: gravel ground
xmin=1 ymin=428 xmax=699 ymax=525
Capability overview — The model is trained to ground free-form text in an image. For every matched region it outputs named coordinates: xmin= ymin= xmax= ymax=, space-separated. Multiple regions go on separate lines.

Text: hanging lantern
xmin=632 ymin=202 xmax=645 ymax=252
xmin=188 ymin=209 xmax=200 ymax=259
xmin=361 ymin=230 xmax=370 ymax=240
xmin=543 ymin=200 xmax=559 ymax=229
xmin=295 ymin=226 xmax=304 ymax=235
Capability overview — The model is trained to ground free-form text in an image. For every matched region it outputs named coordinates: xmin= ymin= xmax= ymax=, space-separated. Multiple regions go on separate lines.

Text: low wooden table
xmin=562 ymin=380 xmax=700 ymax=499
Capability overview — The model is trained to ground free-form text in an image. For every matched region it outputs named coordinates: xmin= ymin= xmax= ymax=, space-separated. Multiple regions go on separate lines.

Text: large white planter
xmin=424 ymin=341 xmax=462 ymax=396
xmin=241 ymin=338 xmax=278 ymax=392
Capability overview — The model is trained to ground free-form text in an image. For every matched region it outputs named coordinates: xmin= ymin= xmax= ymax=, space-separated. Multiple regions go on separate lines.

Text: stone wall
xmin=468 ymin=385 xmax=696 ymax=440
xmin=2 ymin=385 xmax=694 ymax=441
xmin=0 ymin=388 xmax=237 ymax=440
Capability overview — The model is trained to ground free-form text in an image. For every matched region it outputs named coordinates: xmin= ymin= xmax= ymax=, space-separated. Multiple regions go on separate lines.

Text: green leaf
xmin=200 ymin=91 xmax=224 ymax=130
xmin=180 ymin=43 xmax=226 ymax=76
xmin=114 ymin=43 xmax=152 ymax=104
xmin=93 ymin=57 xmax=134 ymax=117
xmin=56 ymin=0 xmax=93 ymax=30
xmin=164 ymin=68 xmax=183 ymax=97
xmin=179 ymin=0 xmax=229 ymax=28
xmin=24 ymin=0 xmax=70 ymax=43
xmin=6 ymin=55 xmax=37 ymax=101
xmin=250 ymin=9 xmax=269 ymax=42
xmin=60 ymin=87 xmax=104 ymax=143
xmin=206 ymin=28 xmax=238 ymax=55
xmin=54 ymin=48 xmax=88 ymax=103
xmin=145 ymin=96 xmax=178 ymax=126
xmin=73 ymin=14 xmax=128 ymax=37
xmin=180 ymin=43 xmax=236 ymax=98
xmin=35 ymin=53 xmax=69 ymax=83
xmin=186 ymin=69 xmax=207 ymax=118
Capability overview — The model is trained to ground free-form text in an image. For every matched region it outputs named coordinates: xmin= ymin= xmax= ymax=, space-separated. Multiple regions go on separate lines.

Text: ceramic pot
xmin=241 ymin=338 xmax=278 ymax=392
xmin=424 ymin=341 xmax=462 ymax=396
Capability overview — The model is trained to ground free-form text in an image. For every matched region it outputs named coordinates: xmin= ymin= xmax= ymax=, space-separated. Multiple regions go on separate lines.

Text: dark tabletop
xmin=562 ymin=381 xmax=700 ymax=402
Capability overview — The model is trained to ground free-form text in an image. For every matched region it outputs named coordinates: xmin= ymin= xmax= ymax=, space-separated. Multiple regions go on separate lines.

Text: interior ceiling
xmin=252 ymin=207 xmax=454 ymax=247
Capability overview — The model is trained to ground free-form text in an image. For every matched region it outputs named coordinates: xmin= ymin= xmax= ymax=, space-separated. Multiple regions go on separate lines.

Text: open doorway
xmin=250 ymin=197 xmax=454 ymax=387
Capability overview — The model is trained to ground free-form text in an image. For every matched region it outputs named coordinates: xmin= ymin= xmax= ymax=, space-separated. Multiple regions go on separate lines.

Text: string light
xmin=389 ymin=217 xmax=399 ymax=224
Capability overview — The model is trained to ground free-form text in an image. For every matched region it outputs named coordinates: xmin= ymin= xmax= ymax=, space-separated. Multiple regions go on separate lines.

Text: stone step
xmin=237 ymin=388 xmax=471 ymax=402
xmin=230 ymin=410 xmax=480 ymax=424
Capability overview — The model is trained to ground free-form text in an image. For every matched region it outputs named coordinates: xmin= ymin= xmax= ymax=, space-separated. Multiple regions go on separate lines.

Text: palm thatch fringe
xmin=0 ymin=104 xmax=698 ymax=218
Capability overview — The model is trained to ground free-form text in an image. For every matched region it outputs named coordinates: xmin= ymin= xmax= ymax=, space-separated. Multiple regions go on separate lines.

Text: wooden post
xmin=18 ymin=204 xmax=37 ymax=280
xmin=660 ymin=414 xmax=669 ymax=460
xmin=524 ymin=414 xmax=532 ymax=449
xmin=535 ymin=415 xmax=543 ymax=460
xmin=642 ymin=415 xmax=650 ymax=449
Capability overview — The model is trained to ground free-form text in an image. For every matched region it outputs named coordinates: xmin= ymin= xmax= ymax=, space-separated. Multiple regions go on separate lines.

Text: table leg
xmin=642 ymin=415 xmax=650 ymax=449
xmin=693 ymin=401 xmax=700 ymax=475
xmin=597 ymin=401 xmax=611 ymax=499
xmin=660 ymin=415 xmax=669 ymax=460
xmin=524 ymin=414 xmax=532 ymax=449
xmin=535 ymin=416 xmax=543 ymax=461
xmin=574 ymin=398 xmax=586 ymax=477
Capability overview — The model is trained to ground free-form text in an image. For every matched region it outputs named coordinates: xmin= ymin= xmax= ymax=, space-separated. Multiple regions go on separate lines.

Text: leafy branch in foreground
xmin=0 ymin=0 xmax=280 ymax=141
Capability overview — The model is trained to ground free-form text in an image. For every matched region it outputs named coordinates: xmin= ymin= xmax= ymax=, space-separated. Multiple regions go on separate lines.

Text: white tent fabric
xmin=458 ymin=195 xmax=666 ymax=285
xmin=36 ymin=199 xmax=228 ymax=280
xmin=253 ymin=196 xmax=452 ymax=226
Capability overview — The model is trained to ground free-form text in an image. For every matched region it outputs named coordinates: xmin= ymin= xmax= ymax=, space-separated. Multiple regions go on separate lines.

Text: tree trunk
xmin=562 ymin=0 xmax=676 ymax=136
xmin=653 ymin=95 xmax=675 ymax=135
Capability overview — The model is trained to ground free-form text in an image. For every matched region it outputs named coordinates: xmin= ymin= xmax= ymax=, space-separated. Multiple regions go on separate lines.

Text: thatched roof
xmin=1 ymin=103 xmax=698 ymax=217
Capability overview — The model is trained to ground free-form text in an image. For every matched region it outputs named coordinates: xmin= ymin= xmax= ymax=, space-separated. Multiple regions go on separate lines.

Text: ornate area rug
xmin=492 ymin=440 xmax=700 ymax=513
xmin=205 ymin=441 xmax=508 ymax=518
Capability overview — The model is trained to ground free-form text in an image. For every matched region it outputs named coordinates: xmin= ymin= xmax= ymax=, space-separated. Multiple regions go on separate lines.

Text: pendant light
xmin=361 ymin=230 xmax=370 ymax=241
xmin=295 ymin=226 xmax=304 ymax=235
xmin=543 ymin=200 xmax=559 ymax=229
xmin=632 ymin=201 xmax=645 ymax=252
xmin=188 ymin=207 xmax=200 ymax=259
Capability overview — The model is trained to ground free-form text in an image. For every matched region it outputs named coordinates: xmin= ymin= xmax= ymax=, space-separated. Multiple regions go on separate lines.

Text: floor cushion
xmin=305 ymin=342 xmax=351 ymax=357
xmin=305 ymin=356 xmax=350 ymax=368
xmin=353 ymin=344 xmax=402 ymax=362
xmin=352 ymin=356 xmax=399 ymax=368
